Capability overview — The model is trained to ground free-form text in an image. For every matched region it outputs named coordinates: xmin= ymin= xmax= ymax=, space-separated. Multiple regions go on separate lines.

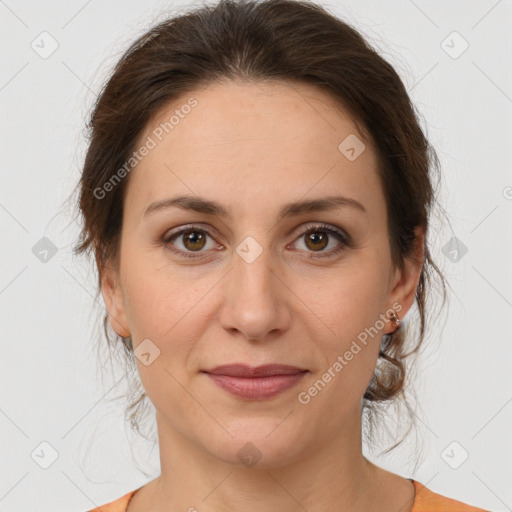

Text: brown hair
xmin=71 ymin=0 xmax=449 ymax=459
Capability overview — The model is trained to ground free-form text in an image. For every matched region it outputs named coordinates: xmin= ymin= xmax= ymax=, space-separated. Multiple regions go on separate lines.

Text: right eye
xmin=162 ymin=226 xmax=221 ymax=259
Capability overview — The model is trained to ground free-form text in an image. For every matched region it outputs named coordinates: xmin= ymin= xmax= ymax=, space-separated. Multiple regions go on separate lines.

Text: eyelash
xmin=162 ymin=223 xmax=351 ymax=260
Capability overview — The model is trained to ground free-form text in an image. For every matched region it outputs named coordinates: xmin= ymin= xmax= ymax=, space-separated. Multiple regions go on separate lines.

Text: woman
xmin=73 ymin=0 xmax=489 ymax=510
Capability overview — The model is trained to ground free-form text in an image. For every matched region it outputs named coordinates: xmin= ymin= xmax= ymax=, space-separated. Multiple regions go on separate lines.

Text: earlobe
xmin=100 ymin=265 xmax=130 ymax=338
xmin=387 ymin=226 xmax=425 ymax=330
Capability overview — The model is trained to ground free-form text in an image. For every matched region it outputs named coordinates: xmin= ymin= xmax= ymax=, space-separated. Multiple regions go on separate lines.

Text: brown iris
xmin=304 ymin=231 xmax=328 ymax=251
xmin=182 ymin=230 xmax=207 ymax=251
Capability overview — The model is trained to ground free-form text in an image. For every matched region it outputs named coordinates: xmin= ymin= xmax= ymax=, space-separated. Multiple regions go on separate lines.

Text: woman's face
xmin=102 ymin=79 xmax=422 ymax=467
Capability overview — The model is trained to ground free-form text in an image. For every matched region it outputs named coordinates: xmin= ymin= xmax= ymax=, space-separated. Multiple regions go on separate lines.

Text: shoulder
xmin=411 ymin=480 xmax=490 ymax=511
xmin=87 ymin=480 xmax=490 ymax=512
xmin=87 ymin=489 xmax=138 ymax=512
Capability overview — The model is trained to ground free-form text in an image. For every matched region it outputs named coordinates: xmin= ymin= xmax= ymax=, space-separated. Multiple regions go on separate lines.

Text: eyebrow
xmin=143 ymin=194 xmax=367 ymax=221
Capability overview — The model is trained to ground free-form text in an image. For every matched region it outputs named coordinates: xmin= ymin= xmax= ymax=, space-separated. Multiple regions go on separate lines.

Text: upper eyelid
xmin=164 ymin=222 xmax=348 ymax=245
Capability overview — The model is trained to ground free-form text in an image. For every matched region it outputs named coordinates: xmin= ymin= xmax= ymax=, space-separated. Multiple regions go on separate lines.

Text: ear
xmin=385 ymin=226 xmax=424 ymax=334
xmin=100 ymin=262 xmax=130 ymax=338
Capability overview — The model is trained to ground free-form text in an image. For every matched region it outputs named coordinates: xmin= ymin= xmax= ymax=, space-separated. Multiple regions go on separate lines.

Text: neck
xmin=145 ymin=406 xmax=381 ymax=512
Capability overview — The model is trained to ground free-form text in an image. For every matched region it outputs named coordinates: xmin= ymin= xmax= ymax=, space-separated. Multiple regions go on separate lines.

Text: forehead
xmin=125 ymin=79 xmax=383 ymax=222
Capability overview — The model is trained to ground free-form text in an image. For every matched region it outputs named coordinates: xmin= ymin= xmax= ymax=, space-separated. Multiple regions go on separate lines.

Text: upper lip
xmin=203 ymin=364 xmax=307 ymax=377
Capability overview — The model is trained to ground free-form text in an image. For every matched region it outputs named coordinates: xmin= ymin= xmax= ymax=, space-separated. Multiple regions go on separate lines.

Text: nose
xmin=219 ymin=242 xmax=292 ymax=342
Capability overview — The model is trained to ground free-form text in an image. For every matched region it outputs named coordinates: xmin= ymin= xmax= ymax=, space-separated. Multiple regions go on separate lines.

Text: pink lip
xmin=202 ymin=364 xmax=308 ymax=400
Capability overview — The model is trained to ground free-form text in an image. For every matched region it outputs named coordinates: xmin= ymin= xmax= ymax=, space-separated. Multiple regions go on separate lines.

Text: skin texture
xmin=101 ymin=78 xmax=423 ymax=511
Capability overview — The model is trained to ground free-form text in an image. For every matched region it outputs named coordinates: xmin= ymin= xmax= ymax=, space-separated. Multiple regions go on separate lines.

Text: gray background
xmin=1 ymin=0 xmax=511 ymax=510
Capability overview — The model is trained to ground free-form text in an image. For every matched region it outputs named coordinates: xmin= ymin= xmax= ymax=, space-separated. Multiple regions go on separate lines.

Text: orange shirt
xmin=88 ymin=479 xmax=489 ymax=511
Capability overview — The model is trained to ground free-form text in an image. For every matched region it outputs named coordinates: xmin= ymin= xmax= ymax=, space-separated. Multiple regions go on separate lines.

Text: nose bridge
xmin=232 ymin=233 xmax=277 ymax=304
xmin=221 ymin=233 xmax=288 ymax=339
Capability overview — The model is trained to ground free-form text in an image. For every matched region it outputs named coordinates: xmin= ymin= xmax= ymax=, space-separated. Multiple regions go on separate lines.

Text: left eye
xmin=293 ymin=224 xmax=349 ymax=257
xmin=162 ymin=223 xmax=350 ymax=259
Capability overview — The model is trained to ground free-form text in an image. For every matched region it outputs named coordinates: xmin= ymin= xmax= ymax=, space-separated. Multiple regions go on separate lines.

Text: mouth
xmin=201 ymin=364 xmax=309 ymax=400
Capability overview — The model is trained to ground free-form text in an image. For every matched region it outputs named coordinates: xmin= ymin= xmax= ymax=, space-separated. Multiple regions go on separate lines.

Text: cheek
xmin=120 ymin=248 xmax=197 ymax=338
xmin=301 ymin=264 xmax=385 ymax=378
xmin=121 ymin=259 xmax=217 ymax=387
xmin=304 ymin=263 xmax=386 ymax=331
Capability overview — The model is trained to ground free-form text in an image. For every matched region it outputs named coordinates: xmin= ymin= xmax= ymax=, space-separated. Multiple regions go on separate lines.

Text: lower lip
xmin=204 ymin=372 xmax=308 ymax=400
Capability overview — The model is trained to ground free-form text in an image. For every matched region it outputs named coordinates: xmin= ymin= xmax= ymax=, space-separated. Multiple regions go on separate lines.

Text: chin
xmin=202 ymin=417 xmax=306 ymax=469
